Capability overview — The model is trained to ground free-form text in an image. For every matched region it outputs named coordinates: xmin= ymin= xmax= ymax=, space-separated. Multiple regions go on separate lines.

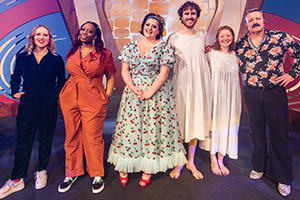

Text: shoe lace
xmin=93 ymin=177 xmax=102 ymax=184
xmin=35 ymin=171 xmax=46 ymax=182
xmin=0 ymin=180 xmax=14 ymax=192
xmin=63 ymin=177 xmax=73 ymax=183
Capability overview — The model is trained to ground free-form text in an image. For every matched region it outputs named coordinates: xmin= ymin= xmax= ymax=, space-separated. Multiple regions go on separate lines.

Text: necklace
xmin=80 ymin=45 xmax=94 ymax=58
xmin=33 ymin=49 xmax=48 ymax=64
xmin=249 ymin=34 xmax=266 ymax=51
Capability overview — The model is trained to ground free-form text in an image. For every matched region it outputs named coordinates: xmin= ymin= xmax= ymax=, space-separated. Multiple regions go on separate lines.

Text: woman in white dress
xmin=205 ymin=26 xmax=241 ymax=175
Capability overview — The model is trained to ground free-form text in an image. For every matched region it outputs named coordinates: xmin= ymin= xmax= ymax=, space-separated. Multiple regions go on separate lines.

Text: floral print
xmin=107 ymin=41 xmax=187 ymax=174
xmin=236 ymin=29 xmax=300 ymax=88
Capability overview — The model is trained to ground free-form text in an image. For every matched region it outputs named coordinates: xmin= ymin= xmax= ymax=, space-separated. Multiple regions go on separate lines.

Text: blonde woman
xmin=0 ymin=25 xmax=65 ymax=199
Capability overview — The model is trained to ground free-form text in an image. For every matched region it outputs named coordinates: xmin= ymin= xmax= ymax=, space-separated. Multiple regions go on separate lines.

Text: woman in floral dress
xmin=108 ymin=13 xmax=187 ymax=188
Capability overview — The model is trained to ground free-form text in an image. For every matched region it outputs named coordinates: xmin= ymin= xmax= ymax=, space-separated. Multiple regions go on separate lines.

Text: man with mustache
xmin=236 ymin=8 xmax=300 ymax=197
xmin=167 ymin=1 xmax=211 ymax=180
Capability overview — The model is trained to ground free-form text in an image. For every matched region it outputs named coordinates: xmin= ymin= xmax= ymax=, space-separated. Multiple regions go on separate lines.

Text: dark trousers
xmin=243 ymin=86 xmax=293 ymax=185
xmin=11 ymin=93 xmax=58 ymax=180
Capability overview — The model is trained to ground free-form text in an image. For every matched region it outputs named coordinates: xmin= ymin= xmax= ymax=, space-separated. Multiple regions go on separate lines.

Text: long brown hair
xmin=67 ymin=21 xmax=105 ymax=58
xmin=212 ymin=25 xmax=235 ymax=52
xmin=26 ymin=24 xmax=56 ymax=55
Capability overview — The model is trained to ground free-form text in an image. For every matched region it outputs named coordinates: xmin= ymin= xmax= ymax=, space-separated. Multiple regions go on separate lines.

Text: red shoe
xmin=119 ymin=173 xmax=128 ymax=187
xmin=139 ymin=173 xmax=152 ymax=189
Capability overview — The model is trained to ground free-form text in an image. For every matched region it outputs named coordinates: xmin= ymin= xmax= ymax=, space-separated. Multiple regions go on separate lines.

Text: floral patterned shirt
xmin=236 ymin=29 xmax=300 ymax=88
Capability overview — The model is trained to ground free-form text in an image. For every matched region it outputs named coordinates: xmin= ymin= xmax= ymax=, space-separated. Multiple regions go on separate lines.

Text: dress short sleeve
xmin=159 ymin=43 xmax=175 ymax=68
xmin=104 ymin=50 xmax=116 ymax=77
xmin=118 ymin=43 xmax=133 ymax=64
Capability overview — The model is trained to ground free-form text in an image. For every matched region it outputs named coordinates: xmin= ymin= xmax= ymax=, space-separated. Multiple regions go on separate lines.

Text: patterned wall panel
xmin=104 ymin=0 xmax=216 ymax=51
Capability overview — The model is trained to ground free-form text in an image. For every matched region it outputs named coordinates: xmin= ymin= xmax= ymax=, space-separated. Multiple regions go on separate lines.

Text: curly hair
xmin=212 ymin=25 xmax=236 ymax=52
xmin=26 ymin=25 xmax=56 ymax=55
xmin=140 ymin=13 xmax=165 ymax=40
xmin=177 ymin=1 xmax=201 ymax=20
xmin=67 ymin=21 xmax=105 ymax=58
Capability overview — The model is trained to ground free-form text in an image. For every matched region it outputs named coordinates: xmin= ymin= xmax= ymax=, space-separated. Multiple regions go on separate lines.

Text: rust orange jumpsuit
xmin=59 ymin=48 xmax=116 ymax=178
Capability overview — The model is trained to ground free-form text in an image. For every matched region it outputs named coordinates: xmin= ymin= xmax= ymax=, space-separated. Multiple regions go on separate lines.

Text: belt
xmin=245 ymin=85 xmax=282 ymax=90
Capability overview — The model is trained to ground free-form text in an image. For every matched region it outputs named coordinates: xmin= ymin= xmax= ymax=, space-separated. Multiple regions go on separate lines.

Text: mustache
xmin=186 ymin=18 xmax=195 ymax=21
xmin=252 ymin=23 xmax=260 ymax=28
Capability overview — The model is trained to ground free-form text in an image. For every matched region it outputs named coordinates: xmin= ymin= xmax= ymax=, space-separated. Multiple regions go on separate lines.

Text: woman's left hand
xmin=137 ymin=90 xmax=153 ymax=100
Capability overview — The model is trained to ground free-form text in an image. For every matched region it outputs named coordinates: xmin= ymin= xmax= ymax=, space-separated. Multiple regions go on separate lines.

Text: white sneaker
xmin=34 ymin=170 xmax=47 ymax=189
xmin=0 ymin=179 xmax=25 ymax=199
xmin=249 ymin=170 xmax=263 ymax=179
xmin=278 ymin=183 xmax=291 ymax=197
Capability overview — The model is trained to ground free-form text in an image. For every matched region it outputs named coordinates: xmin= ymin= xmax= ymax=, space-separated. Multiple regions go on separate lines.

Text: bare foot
xmin=170 ymin=166 xmax=183 ymax=179
xmin=186 ymin=163 xmax=204 ymax=179
xmin=218 ymin=162 xmax=230 ymax=175
xmin=120 ymin=172 xmax=127 ymax=177
xmin=211 ymin=162 xmax=222 ymax=175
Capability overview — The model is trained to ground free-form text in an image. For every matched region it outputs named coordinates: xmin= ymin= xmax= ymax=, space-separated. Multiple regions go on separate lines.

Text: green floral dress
xmin=108 ymin=41 xmax=187 ymax=174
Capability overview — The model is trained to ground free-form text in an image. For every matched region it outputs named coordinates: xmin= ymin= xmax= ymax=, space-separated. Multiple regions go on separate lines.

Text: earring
xmin=93 ymin=39 xmax=95 ymax=46
xmin=78 ymin=36 xmax=81 ymax=42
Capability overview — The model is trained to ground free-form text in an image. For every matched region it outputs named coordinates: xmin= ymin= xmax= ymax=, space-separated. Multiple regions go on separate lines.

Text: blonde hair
xmin=26 ymin=24 xmax=56 ymax=55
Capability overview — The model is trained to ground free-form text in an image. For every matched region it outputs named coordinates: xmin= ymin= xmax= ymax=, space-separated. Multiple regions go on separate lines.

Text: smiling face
xmin=181 ymin=8 xmax=198 ymax=28
xmin=79 ymin=23 xmax=97 ymax=45
xmin=33 ymin=27 xmax=50 ymax=49
xmin=245 ymin=11 xmax=265 ymax=34
xmin=143 ymin=18 xmax=160 ymax=40
xmin=218 ymin=29 xmax=234 ymax=50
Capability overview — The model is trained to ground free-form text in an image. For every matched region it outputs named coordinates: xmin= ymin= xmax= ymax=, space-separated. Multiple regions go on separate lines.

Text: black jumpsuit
xmin=10 ymin=51 xmax=66 ymax=179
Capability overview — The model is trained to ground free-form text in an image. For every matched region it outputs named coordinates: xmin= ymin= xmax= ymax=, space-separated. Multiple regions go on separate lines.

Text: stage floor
xmin=0 ymin=93 xmax=299 ymax=200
